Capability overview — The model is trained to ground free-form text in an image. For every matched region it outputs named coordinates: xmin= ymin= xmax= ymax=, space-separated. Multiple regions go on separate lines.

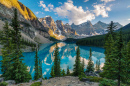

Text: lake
xmin=0 ymin=42 xmax=105 ymax=79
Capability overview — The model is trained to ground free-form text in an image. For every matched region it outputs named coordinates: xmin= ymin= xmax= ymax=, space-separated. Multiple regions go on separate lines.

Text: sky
xmin=18 ymin=0 xmax=130 ymax=26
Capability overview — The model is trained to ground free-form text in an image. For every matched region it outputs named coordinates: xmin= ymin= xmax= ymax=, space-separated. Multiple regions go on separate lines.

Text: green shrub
xmin=78 ymin=73 xmax=103 ymax=82
xmin=0 ymin=82 xmax=8 ymax=86
xmin=78 ymin=72 xmax=86 ymax=80
xmin=86 ymin=76 xmax=103 ymax=82
xmin=99 ymin=79 xmax=117 ymax=86
xmin=30 ymin=82 xmax=42 ymax=86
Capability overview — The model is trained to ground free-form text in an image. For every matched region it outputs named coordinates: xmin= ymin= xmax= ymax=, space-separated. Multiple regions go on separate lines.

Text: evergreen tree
xmin=0 ymin=21 xmax=13 ymax=80
xmin=67 ymin=66 xmax=70 ymax=75
xmin=50 ymin=66 xmax=55 ymax=78
xmin=86 ymin=48 xmax=94 ymax=72
xmin=39 ymin=59 xmax=42 ymax=78
xmin=106 ymin=21 xmax=116 ymax=39
xmin=34 ymin=48 xmax=39 ymax=80
xmin=95 ymin=60 xmax=98 ymax=71
xmin=61 ymin=69 xmax=66 ymax=76
xmin=73 ymin=46 xmax=81 ymax=76
xmin=54 ymin=43 xmax=60 ymax=77
xmin=10 ymin=9 xmax=31 ymax=83
xmin=97 ymin=60 xmax=100 ymax=71
xmin=102 ymin=34 xmax=116 ymax=79
xmin=124 ymin=41 xmax=130 ymax=84
xmin=114 ymin=30 xmax=125 ymax=86
xmin=81 ymin=58 xmax=85 ymax=73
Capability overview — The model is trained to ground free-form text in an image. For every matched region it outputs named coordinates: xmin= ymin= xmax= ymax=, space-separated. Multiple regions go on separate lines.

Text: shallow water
xmin=0 ymin=42 xmax=105 ymax=79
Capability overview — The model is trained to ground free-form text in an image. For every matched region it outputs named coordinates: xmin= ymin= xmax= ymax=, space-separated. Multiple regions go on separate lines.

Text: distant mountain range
xmin=0 ymin=0 xmax=123 ymax=41
xmin=71 ymin=21 xmax=122 ymax=36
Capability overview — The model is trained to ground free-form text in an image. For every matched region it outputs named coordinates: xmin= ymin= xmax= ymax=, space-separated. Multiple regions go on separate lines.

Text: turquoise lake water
xmin=0 ymin=42 xmax=105 ymax=79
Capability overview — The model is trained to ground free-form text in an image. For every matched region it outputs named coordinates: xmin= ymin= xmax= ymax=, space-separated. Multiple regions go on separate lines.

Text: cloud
xmin=54 ymin=0 xmax=95 ymax=25
xmin=35 ymin=12 xmax=39 ymax=14
xmin=127 ymin=5 xmax=130 ymax=8
xmin=48 ymin=3 xmax=54 ymax=10
xmin=93 ymin=4 xmax=111 ymax=17
xmin=58 ymin=2 xmax=62 ymax=5
xmin=39 ymin=1 xmax=49 ymax=11
xmin=35 ymin=11 xmax=44 ymax=15
xmin=86 ymin=7 xmax=88 ymax=9
xmin=84 ymin=0 xmax=89 ymax=2
xmin=101 ymin=0 xmax=115 ymax=3
xmin=128 ymin=19 xmax=130 ymax=21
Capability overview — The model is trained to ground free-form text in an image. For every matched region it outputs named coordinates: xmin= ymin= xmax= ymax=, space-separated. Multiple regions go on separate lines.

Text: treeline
xmin=76 ymin=23 xmax=130 ymax=47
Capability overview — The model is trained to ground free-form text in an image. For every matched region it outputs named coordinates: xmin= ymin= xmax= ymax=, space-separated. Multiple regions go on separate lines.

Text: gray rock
xmin=0 ymin=77 xmax=4 ymax=82
xmin=35 ymin=78 xmax=42 ymax=82
xmin=29 ymin=80 xmax=33 ymax=83
xmin=85 ymin=71 xmax=98 ymax=76
xmin=81 ymin=78 xmax=90 ymax=82
xmin=5 ymin=80 xmax=16 ymax=85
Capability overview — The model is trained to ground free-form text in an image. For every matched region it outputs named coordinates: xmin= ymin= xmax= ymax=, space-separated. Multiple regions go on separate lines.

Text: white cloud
xmin=58 ymin=2 xmax=62 ymax=5
xmin=86 ymin=7 xmax=88 ymax=9
xmin=35 ymin=12 xmax=39 ymax=14
xmin=101 ymin=0 xmax=115 ymax=3
xmin=39 ymin=1 xmax=49 ymax=11
xmin=35 ymin=11 xmax=44 ymax=15
xmin=127 ymin=5 xmax=130 ymax=8
xmin=54 ymin=0 xmax=95 ymax=25
xmin=93 ymin=4 xmax=111 ymax=17
xmin=48 ymin=3 xmax=54 ymax=10
xmin=84 ymin=0 xmax=89 ymax=2
xmin=128 ymin=19 xmax=130 ymax=21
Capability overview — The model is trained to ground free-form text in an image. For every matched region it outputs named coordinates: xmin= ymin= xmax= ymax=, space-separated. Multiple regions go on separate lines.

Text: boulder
xmin=85 ymin=71 xmax=98 ymax=76
xmin=0 ymin=77 xmax=4 ymax=82
xmin=5 ymin=80 xmax=16 ymax=85
xmin=81 ymin=78 xmax=90 ymax=82
xmin=35 ymin=78 xmax=42 ymax=82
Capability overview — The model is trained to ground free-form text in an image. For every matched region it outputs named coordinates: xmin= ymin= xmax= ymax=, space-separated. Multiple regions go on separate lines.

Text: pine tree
xmin=39 ymin=59 xmax=42 ymax=78
xmin=67 ymin=66 xmax=70 ymax=75
xmin=97 ymin=60 xmax=100 ymax=71
xmin=34 ymin=48 xmax=39 ymax=80
xmin=102 ymin=34 xmax=116 ymax=79
xmin=95 ymin=60 xmax=98 ymax=71
xmin=125 ymin=41 xmax=130 ymax=84
xmin=106 ymin=21 xmax=116 ymax=40
xmin=61 ymin=69 xmax=66 ymax=76
xmin=10 ymin=9 xmax=31 ymax=83
xmin=73 ymin=46 xmax=81 ymax=76
xmin=81 ymin=58 xmax=85 ymax=73
xmin=50 ymin=66 xmax=55 ymax=78
xmin=86 ymin=48 xmax=94 ymax=72
xmin=54 ymin=43 xmax=61 ymax=77
xmin=0 ymin=21 xmax=13 ymax=80
xmin=114 ymin=30 xmax=125 ymax=86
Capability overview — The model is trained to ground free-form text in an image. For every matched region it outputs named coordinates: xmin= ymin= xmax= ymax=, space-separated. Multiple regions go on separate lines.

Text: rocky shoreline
xmin=3 ymin=76 xmax=99 ymax=86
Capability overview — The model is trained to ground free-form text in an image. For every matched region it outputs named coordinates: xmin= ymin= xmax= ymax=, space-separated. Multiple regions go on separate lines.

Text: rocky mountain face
xmin=39 ymin=17 xmax=77 ymax=40
xmin=0 ymin=0 xmax=51 ymax=44
xmin=71 ymin=21 xmax=122 ymax=36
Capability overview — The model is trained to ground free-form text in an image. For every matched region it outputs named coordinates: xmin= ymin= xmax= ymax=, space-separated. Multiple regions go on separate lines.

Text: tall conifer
xmin=54 ymin=43 xmax=60 ymax=77
xmin=73 ymin=46 xmax=81 ymax=76
xmin=86 ymin=48 xmax=94 ymax=72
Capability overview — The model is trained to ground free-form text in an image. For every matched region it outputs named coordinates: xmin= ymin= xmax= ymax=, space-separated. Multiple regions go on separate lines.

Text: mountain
xmin=76 ymin=23 xmax=130 ymax=47
xmin=39 ymin=17 xmax=77 ymax=40
xmin=71 ymin=21 xmax=122 ymax=36
xmin=0 ymin=0 xmax=51 ymax=44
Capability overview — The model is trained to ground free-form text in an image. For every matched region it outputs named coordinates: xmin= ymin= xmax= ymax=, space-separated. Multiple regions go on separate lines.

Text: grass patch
xmin=30 ymin=82 xmax=42 ymax=86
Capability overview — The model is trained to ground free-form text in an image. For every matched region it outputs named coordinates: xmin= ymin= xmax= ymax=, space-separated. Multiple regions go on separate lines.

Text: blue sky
xmin=19 ymin=0 xmax=130 ymax=26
